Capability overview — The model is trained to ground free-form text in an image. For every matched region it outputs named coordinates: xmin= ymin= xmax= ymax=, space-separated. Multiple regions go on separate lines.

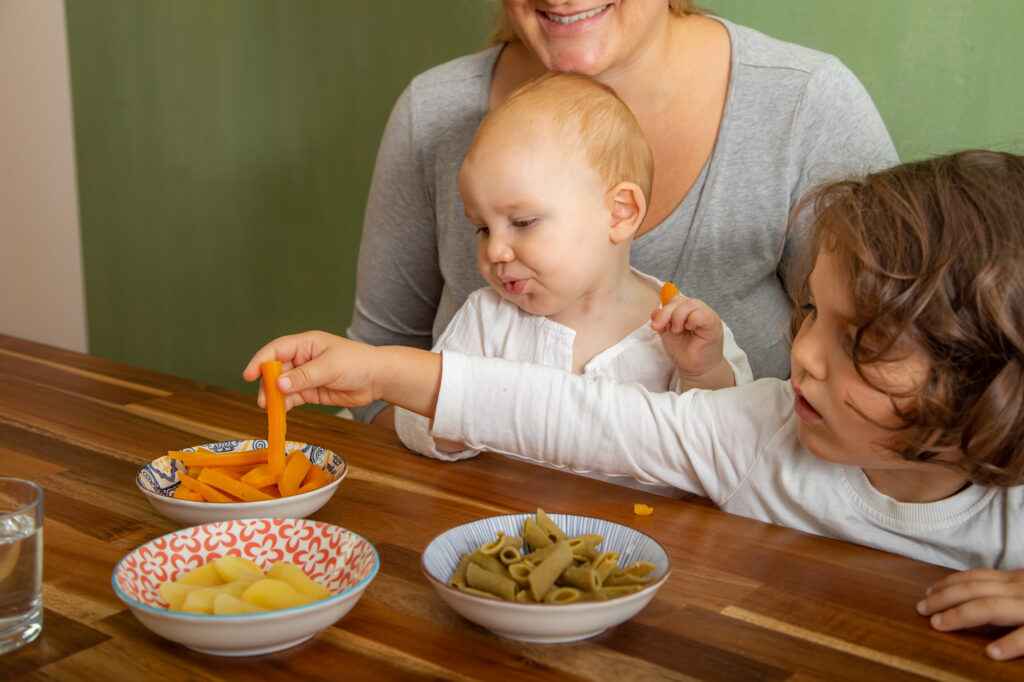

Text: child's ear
xmin=607 ymin=182 xmax=646 ymax=244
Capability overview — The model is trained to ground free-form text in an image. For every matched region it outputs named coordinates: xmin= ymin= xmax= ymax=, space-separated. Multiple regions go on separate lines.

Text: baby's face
xmin=459 ymin=124 xmax=620 ymax=321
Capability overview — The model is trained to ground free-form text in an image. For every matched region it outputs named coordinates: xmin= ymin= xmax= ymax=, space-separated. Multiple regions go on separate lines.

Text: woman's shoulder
xmin=408 ymin=44 xmax=503 ymax=96
xmin=714 ymin=15 xmax=841 ymax=75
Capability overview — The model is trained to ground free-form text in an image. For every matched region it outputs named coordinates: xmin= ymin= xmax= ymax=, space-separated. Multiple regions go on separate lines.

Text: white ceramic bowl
xmin=421 ymin=513 xmax=671 ymax=643
xmin=137 ymin=439 xmax=346 ymax=525
xmin=112 ymin=517 xmax=379 ymax=656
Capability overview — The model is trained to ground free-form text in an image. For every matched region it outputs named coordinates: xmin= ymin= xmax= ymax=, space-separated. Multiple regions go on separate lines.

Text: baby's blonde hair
xmin=469 ymin=72 xmax=654 ymax=207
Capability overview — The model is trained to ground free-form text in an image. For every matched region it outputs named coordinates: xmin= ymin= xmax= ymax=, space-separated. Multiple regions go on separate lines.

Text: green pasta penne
xmin=561 ymin=562 xmax=600 ymax=592
xmin=466 ymin=562 xmax=518 ymax=601
xmin=543 ymin=586 xmax=582 ymax=603
xmin=522 ymin=518 xmax=554 ymax=549
xmin=535 ymin=508 xmax=570 ymax=542
xmin=448 ymin=553 xmax=473 ymax=588
xmin=528 ymin=541 xmax=573 ymax=601
xmin=445 ymin=510 xmax=661 ymax=605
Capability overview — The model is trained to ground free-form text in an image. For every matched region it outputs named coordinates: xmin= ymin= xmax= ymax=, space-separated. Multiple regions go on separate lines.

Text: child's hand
xmin=242 ymin=331 xmax=383 ymax=410
xmin=243 ymin=331 xmax=443 ymax=418
xmin=651 ymin=292 xmax=734 ymax=390
xmin=917 ymin=568 xmax=1024 ymax=661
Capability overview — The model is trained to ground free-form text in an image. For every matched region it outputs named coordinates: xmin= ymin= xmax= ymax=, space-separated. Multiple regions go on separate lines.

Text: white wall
xmin=0 ymin=0 xmax=87 ymax=352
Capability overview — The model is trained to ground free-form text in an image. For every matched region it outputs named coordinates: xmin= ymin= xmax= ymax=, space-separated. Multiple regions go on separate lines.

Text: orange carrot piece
xmin=198 ymin=467 xmax=275 ymax=502
xmin=261 ymin=361 xmax=287 ymax=477
xmin=213 ymin=466 xmax=244 ymax=481
xmin=259 ymin=484 xmax=281 ymax=498
xmin=278 ymin=451 xmax=312 ymax=497
xmin=240 ymin=463 xmax=278 ymax=489
xmin=173 ymin=484 xmax=203 ymax=501
xmin=170 ymin=448 xmax=269 ymax=468
xmin=660 ymin=281 xmax=681 ymax=306
xmin=301 ymin=462 xmax=326 ymax=488
xmin=178 ymin=472 xmax=236 ymax=503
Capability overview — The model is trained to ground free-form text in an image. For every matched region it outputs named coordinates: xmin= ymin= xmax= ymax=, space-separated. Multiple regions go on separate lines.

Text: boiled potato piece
xmin=241 ymin=578 xmax=315 ymax=610
xmin=180 ymin=580 xmax=251 ymax=614
xmin=157 ymin=581 xmax=204 ymax=611
xmin=212 ymin=592 xmax=269 ymax=615
xmin=174 ymin=562 xmax=224 ymax=586
xmin=213 ymin=556 xmax=266 ymax=583
xmin=267 ymin=562 xmax=331 ymax=601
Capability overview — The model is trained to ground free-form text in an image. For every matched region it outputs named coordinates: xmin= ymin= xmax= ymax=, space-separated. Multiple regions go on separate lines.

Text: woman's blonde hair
xmin=469 ymin=71 xmax=654 ymax=207
xmin=487 ymin=1 xmax=704 ymax=45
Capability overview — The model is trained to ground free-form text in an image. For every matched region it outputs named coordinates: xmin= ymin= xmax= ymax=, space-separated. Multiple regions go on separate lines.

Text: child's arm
xmin=242 ymin=331 xmax=442 ymax=416
xmin=917 ymin=568 xmax=1024 ymax=660
xmin=651 ymin=293 xmax=736 ymax=391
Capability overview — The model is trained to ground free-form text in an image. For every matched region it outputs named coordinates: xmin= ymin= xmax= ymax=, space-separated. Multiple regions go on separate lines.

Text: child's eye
xmin=511 ymin=218 xmax=536 ymax=230
xmin=474 ymin=226 xmax=490 ymax=236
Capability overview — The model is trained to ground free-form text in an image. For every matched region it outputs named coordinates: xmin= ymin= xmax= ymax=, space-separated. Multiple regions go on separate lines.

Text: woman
xmin=347 ymin=1 xmax=897 ymax=425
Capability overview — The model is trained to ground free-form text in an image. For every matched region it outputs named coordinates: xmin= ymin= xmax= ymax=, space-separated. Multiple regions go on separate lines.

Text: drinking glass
xmin=0 ymin=478 xmax=43 ymax=654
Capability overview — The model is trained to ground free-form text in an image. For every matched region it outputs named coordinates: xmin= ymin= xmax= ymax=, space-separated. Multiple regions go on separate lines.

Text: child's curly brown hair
xmin=789 ymin=150 xmax=1024 ymax=487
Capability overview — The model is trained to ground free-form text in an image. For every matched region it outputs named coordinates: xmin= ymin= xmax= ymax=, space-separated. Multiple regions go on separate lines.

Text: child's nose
xmin=487 ymin=235 xmax=514 ymax=263
xmin=791 ymin=318 xmax=826 ymax=379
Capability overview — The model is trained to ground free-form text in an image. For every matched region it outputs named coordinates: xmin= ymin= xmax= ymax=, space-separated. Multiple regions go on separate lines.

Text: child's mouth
xmin=793 ymin=394 xmax=822 ymax=422
xmin=501 ymin=279 xmax=528 ymax=296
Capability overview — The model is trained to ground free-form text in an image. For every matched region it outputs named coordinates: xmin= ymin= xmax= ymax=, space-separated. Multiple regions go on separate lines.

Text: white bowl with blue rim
xmin=421 ymin=512 xmax=671 ymax=643
xmin=112 ymin=517 xmax=378 ymax=656
xmin=137 ymin=439 xmax=346 ymax=525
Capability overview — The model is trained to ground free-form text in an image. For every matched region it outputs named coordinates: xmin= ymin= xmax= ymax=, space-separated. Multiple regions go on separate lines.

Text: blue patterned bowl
xmin=421 ymin=513 xmax=671 ymax=643
xmin=137 ymin=440 xmax=347 ymax=525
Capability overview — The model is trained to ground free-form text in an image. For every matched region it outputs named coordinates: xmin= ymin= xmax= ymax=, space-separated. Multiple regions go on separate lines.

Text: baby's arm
xmin=917 ymin=568 xmax=1024 ymax=660
xmin=651 ymin=293 xmax=736 ymax=391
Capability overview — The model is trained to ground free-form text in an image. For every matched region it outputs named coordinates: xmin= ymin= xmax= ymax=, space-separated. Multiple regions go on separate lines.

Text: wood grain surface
xmin=0 ymin=333 xmax=1018 ymax=680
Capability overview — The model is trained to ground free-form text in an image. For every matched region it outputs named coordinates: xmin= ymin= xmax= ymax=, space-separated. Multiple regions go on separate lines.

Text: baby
xmin=394 ymin=72 xmax=751 ymax=496
xmin=246 ymin=150 xmax=1024 ymax=661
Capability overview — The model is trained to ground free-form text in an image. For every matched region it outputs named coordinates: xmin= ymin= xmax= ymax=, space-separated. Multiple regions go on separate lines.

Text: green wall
xmin=65 ymin=0 xmax=498 ymax=399
xmin=66 ymin=1 xmax=1024 ymax=398
xmin=708 ymin=1 xmax=1024 ymax=160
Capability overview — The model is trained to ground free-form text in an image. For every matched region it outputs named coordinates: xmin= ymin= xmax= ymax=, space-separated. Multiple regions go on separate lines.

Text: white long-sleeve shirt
xmin=431 ymin=353 xmax=1023 ymax=571
xmin=395 ymin=272 xmax=753 ymax=497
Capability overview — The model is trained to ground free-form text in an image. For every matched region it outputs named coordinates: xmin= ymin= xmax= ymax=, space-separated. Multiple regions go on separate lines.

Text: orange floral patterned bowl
xmin=111 ymin=518 xmax=378 ymax=656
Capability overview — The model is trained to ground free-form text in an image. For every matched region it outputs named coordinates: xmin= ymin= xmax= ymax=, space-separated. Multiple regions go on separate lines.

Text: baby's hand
xmin=650 ymin=292 xmax=734 ymax=390
xmin=917 ymin=567 xmax=1024 ymax=660
xmin=242 ymin=331 xmax=381 ymax=410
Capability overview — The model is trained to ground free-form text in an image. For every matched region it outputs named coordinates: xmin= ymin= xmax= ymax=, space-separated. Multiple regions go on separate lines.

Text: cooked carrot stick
xmin=178 ymin=473 xmax=236 ymax=503
xmin=173 ymin=484 xmax=203 ymax=501
xmin=278 ymin=451 xmax=312 ymax=497
xmin=198 ymin=467 xmax=275 ymax=502
xmin=261 ymin=361 xmax=287 ymax=477
xmin=239 ymin=463 xmax=278 ymax=489
xmin=660 ymin=281 xmax=681 ymax=306
xmin=169 ymin=448 xmax=269 ymax=468
xmin=301 ymin=462 xmax=326 ymax=488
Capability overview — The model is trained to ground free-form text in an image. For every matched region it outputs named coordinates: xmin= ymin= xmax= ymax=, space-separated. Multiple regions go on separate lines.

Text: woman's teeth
xmin=545 ymin=6 xmax=608 ymax=25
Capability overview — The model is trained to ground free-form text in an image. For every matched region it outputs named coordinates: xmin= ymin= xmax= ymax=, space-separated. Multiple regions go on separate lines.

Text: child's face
xmin=460 ymin=125 xmax=621 ymax=320
xmin=789 ymin=247 xmax=931 ymax=473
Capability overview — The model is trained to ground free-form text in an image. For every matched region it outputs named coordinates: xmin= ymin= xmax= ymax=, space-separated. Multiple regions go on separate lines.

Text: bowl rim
xmin=136 ymin=440 xmax=348 ymax=508
xmin=111 ymin=517 xmax=380 ymax=620
xmin=420 ymin=512 xmax=672 ymax=609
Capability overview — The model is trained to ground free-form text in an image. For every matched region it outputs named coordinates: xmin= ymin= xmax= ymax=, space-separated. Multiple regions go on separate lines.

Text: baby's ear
xmin=607 ymin=182 xmax=646 ymax=244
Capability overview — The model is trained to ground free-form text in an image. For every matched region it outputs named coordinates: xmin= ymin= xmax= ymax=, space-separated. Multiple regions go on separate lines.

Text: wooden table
xmin=0 ymin=333 xmax=1017 ymax=681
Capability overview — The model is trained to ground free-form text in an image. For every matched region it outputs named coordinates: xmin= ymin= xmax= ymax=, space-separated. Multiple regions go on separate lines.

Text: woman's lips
xmin=538 ymin=4 xmax=611 ymax=36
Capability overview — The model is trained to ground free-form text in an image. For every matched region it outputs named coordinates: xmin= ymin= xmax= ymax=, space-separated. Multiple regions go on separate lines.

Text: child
xmin=392 ymin=71 xmax=751 ymax=495
xmin=243 ymin=150 xmax=1024 ymax=660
